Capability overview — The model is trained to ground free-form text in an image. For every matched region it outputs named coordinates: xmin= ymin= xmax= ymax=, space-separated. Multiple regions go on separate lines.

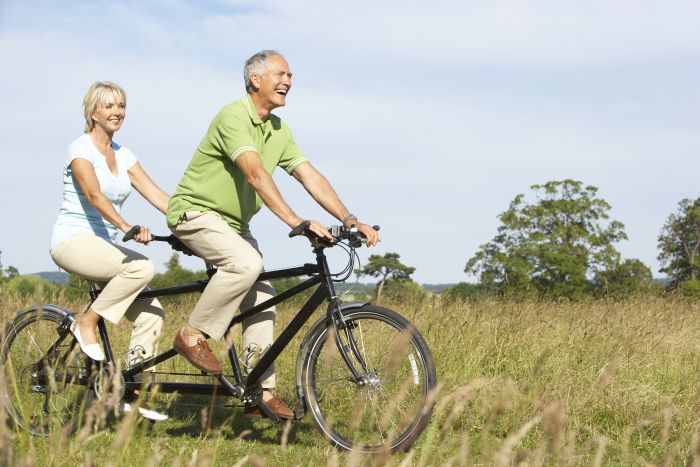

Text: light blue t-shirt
xmin=50 ymin=134 xmax=138 ymax=249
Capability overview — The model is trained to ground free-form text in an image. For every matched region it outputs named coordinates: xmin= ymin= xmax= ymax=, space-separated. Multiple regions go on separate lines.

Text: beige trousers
xmin=170 ymin=210 xmax=276 ymax=388
xmin=50 ymin=233 xmax=165 ymax=370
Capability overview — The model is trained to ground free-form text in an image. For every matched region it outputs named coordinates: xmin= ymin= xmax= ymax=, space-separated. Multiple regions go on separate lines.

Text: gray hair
xmin=244 ymin=50 xmax=282 ymax=93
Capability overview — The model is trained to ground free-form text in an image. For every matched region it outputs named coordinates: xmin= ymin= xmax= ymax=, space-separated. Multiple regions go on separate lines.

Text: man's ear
xmin=250 ymin=74 xmax=261 ymax=90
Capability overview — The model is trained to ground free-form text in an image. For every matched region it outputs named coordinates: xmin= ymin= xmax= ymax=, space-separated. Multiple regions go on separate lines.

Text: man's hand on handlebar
xmin=289 ymin=220 xmax=381 ymax=247
xmin=354 ymin=222 xmax=381 ymax=246
xmin=304 ymin=220 xmax=334 ymax=242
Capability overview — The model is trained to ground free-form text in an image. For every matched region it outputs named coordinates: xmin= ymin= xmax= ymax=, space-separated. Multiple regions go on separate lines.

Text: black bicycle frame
xmin=88 ymin=246 xmax=352 ymax=400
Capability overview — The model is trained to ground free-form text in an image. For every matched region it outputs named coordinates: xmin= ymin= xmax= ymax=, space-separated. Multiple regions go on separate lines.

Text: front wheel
xmin=299 ymin=305 xmax=437 ymax=452
xmin=1 ymin=305 xmax=94 ymax=436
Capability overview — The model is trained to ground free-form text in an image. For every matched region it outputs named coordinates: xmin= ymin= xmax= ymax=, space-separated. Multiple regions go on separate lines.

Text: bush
xmin=379 ymin=279 xmax=427 ymax=302
xmin=681 ymin=279 xmax=700 ymax=298
xmin=442 ymin=282 xmax=491 ymax=302
xmin=3 ymin=275 xmax=60 ymax=298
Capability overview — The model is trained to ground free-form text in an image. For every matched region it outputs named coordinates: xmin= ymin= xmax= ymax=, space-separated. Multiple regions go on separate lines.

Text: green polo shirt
xmin=167 ymin=94 xmax=308 ymax=233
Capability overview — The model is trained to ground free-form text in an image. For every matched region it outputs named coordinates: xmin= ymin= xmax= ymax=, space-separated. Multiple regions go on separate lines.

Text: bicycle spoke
xmin=2 ymin=309 xmax=92 ymax=436
xmin=302 ymin=306 xmax=436 ymax=452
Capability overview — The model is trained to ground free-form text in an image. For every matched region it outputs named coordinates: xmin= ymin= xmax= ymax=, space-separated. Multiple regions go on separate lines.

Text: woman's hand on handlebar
xmin=122 ymin=225 xmax=153 ymax=245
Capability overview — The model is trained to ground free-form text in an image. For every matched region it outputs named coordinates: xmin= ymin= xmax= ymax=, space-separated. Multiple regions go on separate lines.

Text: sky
xmin=0 ymin=0 xmax=698 ymax=284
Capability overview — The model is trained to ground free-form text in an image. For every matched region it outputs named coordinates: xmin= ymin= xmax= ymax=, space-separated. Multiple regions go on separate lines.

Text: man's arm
xmin=235 ymin=152 xmax=332 ymax=240
xmin=292 ymin=162 xmax=380 ymax=246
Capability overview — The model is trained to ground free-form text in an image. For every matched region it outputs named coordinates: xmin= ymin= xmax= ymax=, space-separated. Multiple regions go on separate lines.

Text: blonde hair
xmin=82 ymin=81 xmax=127 ymax=133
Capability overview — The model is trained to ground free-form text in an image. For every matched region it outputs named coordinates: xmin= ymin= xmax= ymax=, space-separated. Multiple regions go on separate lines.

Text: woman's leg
xmin=50 ymin=233 xmax=156 ymax=345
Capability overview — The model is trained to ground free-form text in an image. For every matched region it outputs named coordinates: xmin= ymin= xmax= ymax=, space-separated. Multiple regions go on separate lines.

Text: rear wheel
xmin=300 ymin=305 xmax=436 ymax=452
xmin=1 ymin=306 xmax=94 ymax=435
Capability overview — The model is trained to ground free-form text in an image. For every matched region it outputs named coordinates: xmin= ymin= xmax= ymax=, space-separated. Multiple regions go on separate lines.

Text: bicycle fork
xmin=328 ymin=300 xmax=374 ymax=386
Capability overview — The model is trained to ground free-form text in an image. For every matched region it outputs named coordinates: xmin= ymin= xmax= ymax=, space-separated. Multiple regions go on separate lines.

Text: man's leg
xmin=239 ymin=281 xmax=277 ymax=388
xmin=237 ymin=234 xmax=293 ymax=419
xmin=170 ymin=211 xmax=263 ymax=373
xmin=123 ymin=298 xmax=165 ymax=373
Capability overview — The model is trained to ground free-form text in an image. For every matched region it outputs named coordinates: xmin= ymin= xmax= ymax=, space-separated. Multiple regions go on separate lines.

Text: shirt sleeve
xmin=218 ymin=113 xmax=258 ymax=163
xmin=66 ymin=138 xmax=95 ymax=167
xmin=277 ymin=125 xmax=308 ymax=174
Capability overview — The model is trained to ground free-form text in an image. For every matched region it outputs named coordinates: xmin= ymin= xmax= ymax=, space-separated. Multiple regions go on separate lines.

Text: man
xmin=166 ymin=50 xmax=380 ymax=419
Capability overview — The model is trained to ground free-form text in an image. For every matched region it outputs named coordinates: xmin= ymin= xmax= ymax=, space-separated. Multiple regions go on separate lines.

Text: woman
xmin=50 ymin=81 xmax=169 ymax=420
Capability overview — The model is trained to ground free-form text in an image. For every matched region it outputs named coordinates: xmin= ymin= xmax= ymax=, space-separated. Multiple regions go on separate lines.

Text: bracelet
xmin=342 ymin=213 xmax=358 ymax=224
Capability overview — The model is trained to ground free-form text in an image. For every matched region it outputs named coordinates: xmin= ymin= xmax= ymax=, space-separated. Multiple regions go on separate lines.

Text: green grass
xmin=1 ymin=290 xmax=699 ymax=465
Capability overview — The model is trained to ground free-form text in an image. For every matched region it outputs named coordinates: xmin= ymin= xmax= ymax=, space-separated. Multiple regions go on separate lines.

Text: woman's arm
xmin=71 ymin=158 xmax=152 ymax=244
xmin=71 ymin=158 xmax=131 ymax=232
xmin=127 ymin=162 xmax=170 ymax=214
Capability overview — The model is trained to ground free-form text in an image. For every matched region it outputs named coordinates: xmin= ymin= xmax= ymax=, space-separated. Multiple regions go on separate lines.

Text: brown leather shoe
xmin=244 ymin=396 xmax=294 ymax=420
xmin=173 ymin=332 xmax=222 ymax=374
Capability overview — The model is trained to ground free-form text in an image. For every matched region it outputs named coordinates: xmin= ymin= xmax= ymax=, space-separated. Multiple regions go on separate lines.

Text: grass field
xmin=1 ymin=290 xmax=699 ymax=466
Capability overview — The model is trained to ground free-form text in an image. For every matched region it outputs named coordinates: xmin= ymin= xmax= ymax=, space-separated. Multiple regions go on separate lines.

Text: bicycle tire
xmin=1 ymin=305 xmax=94 ymax=436
xmin=299 ymin=304 xmax=437 ymax=452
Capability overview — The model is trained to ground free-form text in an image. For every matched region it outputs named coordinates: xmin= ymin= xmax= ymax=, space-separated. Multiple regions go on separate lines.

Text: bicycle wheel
xmin=1 ymin=305 xmax=94 ymax=436
xmin=300 ymin=304 xmax=437 ymax=452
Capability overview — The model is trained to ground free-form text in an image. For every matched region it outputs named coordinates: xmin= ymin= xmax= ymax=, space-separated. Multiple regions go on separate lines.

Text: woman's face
xmin=91 ymin=94 xmax=125 ymax=134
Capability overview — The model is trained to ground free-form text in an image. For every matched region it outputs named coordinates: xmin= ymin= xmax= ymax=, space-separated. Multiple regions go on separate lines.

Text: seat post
xmin=88 ymin=281 xmax=99 ymax=301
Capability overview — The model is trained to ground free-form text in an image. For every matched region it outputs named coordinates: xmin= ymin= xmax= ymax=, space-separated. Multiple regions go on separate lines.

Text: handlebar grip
xmin=372 ymin=225 xmax=380 ymax=231
xmin=123 ymin=225 xmax=141 ymax=242
xmin=289 ymin=220 xmax=310 ymax=238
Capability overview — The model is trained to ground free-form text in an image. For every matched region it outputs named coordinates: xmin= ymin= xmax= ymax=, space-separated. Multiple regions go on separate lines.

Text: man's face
xmin=253 ymin=55 xmax=292 ymax=109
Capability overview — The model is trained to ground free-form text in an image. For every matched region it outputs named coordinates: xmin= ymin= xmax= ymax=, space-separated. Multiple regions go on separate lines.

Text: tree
xmin=63 ymin=273 xmax=89 ymax=301
xmin=357 ymin=253 xmax=415 ymax=301
xmin=593 ymin=258 xmax=655 ymax=298
xmin=0 ymin=251 xmax=20 ymax=284
xmin=658 ymin=197 xmax=700 ymax=288
xmin=466 ymin=180 xmax=627 ymax=299
xmin=151 ymin=253 xmax=206 ymax=289
xmin=5 ymin=265 xmax=19 ymax=280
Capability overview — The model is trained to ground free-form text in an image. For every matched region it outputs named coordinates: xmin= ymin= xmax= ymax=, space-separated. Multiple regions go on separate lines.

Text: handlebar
xmin=122 ymin=225 xmax=195 ymax=255
xmin=123 ymin=222 xmax=379 ymax=253
xmin=289 ymin=221 xmax=380 ymax=248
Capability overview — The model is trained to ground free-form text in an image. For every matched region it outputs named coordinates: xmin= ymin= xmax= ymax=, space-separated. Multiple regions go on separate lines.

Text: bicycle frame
xmin=85 ymin=244 xmax=368 ymax=410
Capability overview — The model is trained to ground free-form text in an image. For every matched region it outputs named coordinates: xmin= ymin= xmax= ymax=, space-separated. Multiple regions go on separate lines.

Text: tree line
xmin=457 ymin=180 xmax=699 ymax=300
xmin=1 ymin=179 xmax=698 ymax=301
xmin=348 ymin=180 xmax=699 ymax=301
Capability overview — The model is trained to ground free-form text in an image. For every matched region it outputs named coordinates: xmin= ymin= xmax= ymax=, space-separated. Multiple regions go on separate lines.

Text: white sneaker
xmin=70 ymin=320 xmax=105 ymax=361
xmin=120 ymin=401 xmax=169 ymax=421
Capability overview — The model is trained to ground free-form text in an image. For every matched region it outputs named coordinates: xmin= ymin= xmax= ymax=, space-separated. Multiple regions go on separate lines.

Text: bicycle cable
xmin=333 ymin=240 xmax=363 ymax=300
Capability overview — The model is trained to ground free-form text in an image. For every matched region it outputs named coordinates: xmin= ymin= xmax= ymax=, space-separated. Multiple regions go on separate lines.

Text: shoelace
xmin=196 ymin=338 xmax=213 ymax=355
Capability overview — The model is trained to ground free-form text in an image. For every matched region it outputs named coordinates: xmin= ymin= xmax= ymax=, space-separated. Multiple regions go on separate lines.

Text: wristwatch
xmin=342 ymin=213 xmax=358 ymax=225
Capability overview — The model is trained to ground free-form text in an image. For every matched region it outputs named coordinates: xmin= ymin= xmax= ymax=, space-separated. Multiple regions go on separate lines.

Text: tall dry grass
xmin=1 ymin=289 xmax=699 ymax=465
